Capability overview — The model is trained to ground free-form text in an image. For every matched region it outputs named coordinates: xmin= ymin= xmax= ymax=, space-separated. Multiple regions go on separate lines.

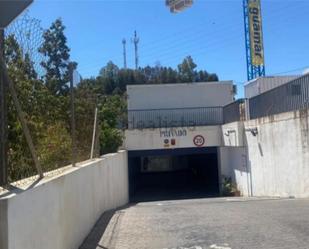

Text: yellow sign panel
xmin=248 ymin=0 xmax=264 ymax=66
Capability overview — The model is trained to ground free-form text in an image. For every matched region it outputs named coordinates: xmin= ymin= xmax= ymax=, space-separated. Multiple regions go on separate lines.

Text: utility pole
xmin=122 ymin=39 xmax=127 ymax=69
xmin=0 ymin=28 xmax=8 ymax=186
xmin=132 ymin=31 xmax=139 ymax=70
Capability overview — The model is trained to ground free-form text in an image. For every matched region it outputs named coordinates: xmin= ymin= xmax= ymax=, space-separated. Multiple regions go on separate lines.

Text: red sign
xmin=193 ymin=135 xmax=205 ymax=147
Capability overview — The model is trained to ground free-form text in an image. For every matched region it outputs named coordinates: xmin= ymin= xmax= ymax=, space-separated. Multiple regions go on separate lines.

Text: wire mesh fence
xmin=5 ymin=11 xmax=46 ymax=78
xmin=249 ymin=74 xmax=309 ymax=119
xmin=1 ymin=13 xmax=99 ymax=185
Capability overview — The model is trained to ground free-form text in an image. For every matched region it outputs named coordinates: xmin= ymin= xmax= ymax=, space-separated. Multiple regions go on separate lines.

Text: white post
xmin=90 ymin=107 xmax=98 ymax=159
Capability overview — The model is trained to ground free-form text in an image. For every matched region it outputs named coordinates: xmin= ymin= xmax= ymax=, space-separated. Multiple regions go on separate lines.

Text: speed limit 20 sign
xmin=193 ymin=135 xmax=205 ymax=147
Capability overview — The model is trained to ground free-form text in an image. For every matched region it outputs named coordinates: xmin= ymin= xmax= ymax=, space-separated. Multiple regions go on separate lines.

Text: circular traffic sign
xmin=193 ymin=135 xmax=205 ymax=147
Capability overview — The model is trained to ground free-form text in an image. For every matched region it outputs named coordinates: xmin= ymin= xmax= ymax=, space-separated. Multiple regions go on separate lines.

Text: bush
xmin=38 ymin=122 xmax=72 ymax=171
xmin=222 ymin=176 xmax=240 ymax=197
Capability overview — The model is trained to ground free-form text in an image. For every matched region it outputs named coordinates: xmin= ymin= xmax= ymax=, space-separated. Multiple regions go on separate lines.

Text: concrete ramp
xmin=80 ymin=198 xmax=309 ymax=249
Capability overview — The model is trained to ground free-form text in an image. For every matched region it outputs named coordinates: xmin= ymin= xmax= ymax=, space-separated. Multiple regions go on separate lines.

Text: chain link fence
xmin=5 ymin=11 xmax=46 ymax=78
xmin=1 ymin=13 xmax=99 ymax=185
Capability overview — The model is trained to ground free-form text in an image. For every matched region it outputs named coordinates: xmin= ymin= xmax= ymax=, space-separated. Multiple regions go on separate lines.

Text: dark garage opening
xmin=128 ymin=147 xmax=220 ymax=202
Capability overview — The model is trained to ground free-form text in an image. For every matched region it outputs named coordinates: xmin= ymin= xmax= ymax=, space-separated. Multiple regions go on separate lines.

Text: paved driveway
xmin=80 ymin=198 xmax=309 ymax=249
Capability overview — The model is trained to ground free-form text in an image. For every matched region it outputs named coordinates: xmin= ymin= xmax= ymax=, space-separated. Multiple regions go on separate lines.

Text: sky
xmin=23 ymin=0 xmax=309 ymax=97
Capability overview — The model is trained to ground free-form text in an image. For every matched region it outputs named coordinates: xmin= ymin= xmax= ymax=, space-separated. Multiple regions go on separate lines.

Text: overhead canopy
xmin=0 ymin=0 xmax=33 ymax=28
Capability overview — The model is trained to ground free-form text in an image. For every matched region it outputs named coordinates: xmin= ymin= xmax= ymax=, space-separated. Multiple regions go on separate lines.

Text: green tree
xmin=99 ymin=95 xmax=126 ymax=154
xmin=6 ymin=35 xmax=47 ymax=179
xmin=39 ymin=18 xmax=71 ymax=95
xmin=5 ymin=34 xmax=73 ymax=181
xmin=177 ymin=56 xmax=197 ymax=82
xmin=166 ymin=67 xmax=178 ymax=83
xmin=74 ymin=78 xmax=99 ymax=160
xmin=207 ymin=73 xmax=219 ymax=82
xmin=99 ymin=61 xmax=119 ymax=79
xmin=98 ymin=61 xmax=120 ymax=94
xmin=118 ymin=69 xmax=137 ymax=92
xmin=96 ymin=56 xmax=219 ymax=94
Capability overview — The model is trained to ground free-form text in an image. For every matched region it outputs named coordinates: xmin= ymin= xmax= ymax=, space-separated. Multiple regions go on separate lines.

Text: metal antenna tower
xmin=122 ymin=38 xmax=127 ymax=69
xmin=132 ymin=31 xmax=139 ymax=70
xmin=243 ymin=0 xmax=266 ymax=81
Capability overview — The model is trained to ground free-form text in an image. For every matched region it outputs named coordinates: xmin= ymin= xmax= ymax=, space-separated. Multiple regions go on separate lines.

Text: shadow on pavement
xmin=79 ymin=204 xmax=134 ymax=249
xmin=130 ymin=185 xmax=220 ymax=203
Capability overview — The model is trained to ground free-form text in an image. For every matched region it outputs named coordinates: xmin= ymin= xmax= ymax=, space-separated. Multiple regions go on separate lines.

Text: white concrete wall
xmin=125 ymin=126 xmax=222 ymax=150
xmin=221 ymin=121 xmax=244 ymax=147
xmin=244 ymin=110 xmax=309 ymax=198
xmin=219 ymin=147 xmax=250 ymax=197
xmin=0 ymin=151 xmax=129 ymax=249
xmin=220 ymin=109 xmax=309 ymax=198
xmin=127 ymin=81 xmax=234 ymax=110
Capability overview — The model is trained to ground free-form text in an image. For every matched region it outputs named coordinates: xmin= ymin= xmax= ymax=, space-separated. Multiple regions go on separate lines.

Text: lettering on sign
xmin=160 ymin=128 xmax=187 ymax=138
xmin=248 ymin=0 xmax=264 ymax=66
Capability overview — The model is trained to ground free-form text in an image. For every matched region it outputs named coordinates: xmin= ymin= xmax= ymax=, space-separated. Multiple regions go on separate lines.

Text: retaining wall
xmin=220 ymin=109 xmax=309 ymax=198
xmin=0 ymin=150 xmax=129 ymax=249
xmin=244 ymin=109 xmax=309 ymax=198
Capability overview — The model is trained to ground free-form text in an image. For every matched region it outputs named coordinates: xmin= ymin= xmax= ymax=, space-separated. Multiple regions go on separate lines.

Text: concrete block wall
xmin=0 ymin=150 xmax=129 ymax=249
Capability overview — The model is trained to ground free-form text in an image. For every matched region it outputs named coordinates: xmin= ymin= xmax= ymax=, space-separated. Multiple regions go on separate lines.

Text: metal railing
xmin=128 ymin=106 xmax=224 ymax=129
xmin=249 ymin=74 xmax=309 ymax=119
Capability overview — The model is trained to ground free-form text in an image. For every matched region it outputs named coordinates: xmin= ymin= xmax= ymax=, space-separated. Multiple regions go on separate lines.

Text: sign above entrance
xmin=125 ymin=126 xmax=220 ymax=151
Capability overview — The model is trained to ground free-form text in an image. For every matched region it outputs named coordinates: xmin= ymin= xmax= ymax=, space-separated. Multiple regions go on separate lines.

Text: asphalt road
xmin=80 ymin=198 xmax=309 ymax=249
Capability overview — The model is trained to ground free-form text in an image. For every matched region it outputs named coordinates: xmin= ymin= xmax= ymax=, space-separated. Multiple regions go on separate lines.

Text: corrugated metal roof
xmin=244 ymin=76 xmax=300 ymax=99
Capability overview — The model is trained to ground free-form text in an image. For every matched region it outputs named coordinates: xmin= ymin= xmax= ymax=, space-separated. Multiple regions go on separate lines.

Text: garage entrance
xmin=128 ymin=147 xmax=220 ymax=202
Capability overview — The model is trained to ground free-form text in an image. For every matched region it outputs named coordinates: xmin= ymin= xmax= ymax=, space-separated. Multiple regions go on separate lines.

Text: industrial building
xmin=125 ymin=75 xmax=309 ymax=201
xmin=244 ymin=75 xmax=299 ymax=98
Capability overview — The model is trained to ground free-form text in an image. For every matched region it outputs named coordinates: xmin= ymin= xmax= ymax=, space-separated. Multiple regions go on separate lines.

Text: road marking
xmin=163 ymin=246 xmax=203 ymax=249
xmin=210 ymin=244 xmax=231 ymax=249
